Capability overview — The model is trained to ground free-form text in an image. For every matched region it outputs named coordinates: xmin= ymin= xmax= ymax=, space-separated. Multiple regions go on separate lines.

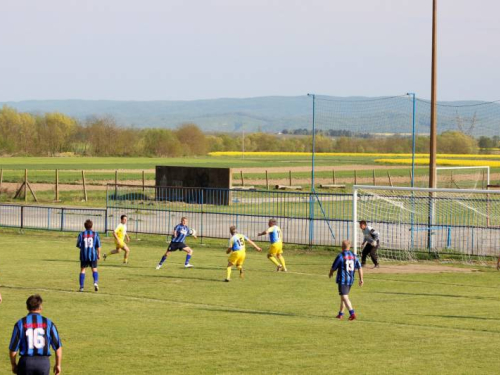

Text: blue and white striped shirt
xmin=9 ymin=313 xmax=62 ymax=356
xmin=76 ymin=230 xmax=101 ymax=262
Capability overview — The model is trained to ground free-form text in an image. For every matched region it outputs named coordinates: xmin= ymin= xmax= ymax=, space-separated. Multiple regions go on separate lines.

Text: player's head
xmin=84 ymin=219 xmax=93 ymax=230
xmin=26 ymin=294 xmax=43 ymax=312
xmin=268 ymin=219 xmax=277 ymax=227
xmin=342 ymin=240 xmax=351 ymax=251
xmin=121 ymin=215 xmax=127 ymax=224
xmin=359 ymin=220 xmax=367 ymax=229
xmin=229 ymin=225 xmax=237 ymax=235
xmin=181 ymin=217 xmax=188 ymax=225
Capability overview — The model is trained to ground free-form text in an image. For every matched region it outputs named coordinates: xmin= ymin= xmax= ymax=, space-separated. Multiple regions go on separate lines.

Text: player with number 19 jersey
xmin=76 ymin=220 xmax=101 ymax=292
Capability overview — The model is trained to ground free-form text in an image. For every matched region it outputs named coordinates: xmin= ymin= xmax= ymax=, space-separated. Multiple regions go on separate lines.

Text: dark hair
xmin=229 ymin=225 xmax=237 ymax=234
xmin=26 ymin=294 xmax=43 ymax=311
xmin=84 ymin=219 xmax=93 ymax=230
xmin=269 ymin=218 xmax=277 ymax=225
xmin=121 ymin=215 xmax=127 ymax=220
xmin=359 ymin=220 xmax=367 ymax=226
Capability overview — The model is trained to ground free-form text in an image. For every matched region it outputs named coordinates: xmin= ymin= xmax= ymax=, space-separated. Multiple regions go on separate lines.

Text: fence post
xmin=82 ymin=170 xmax=88 ymax=202
xmin=333 ymin=169 xmax=336 ymax=185
xmin=55 ymin=169 xmax=59 ymax=201
xmin=25 ymin=169 xmax=28 ymax=203
xmin=48 ymin=207 xmax=51 ymax=229
xmin=142 ymin=170 xmax=145 ymax=192
xmin=115 ymin=170 xmax=118 ymax=197
xmin=0 ymin=168 xmax=3 ymax=194
xmin=387 ymin=171 xmax=393 ymax=187
xmin=308 ymin=193 xmax=314 ymax=248
xmin=60 ymin=208 xmax=65 ymax=231
xmin=354 ymin=170 xmax=357 ymax=185
xmin=289 ymin=170 xmax=292 ymax=186
xmin=20 ymin=205 xmax=24 ymax=230
xmin=240 ymin=171 xmax=244 ymax=186
xmin=373 ymin=170 xmax=376 ymax=185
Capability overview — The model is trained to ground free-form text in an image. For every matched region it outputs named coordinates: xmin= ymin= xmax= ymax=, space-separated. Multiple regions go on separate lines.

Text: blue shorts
xmin=338 ymin=284 xmax=352 ymax=296
xmin=168 ymin=242 xmax=187 ymax=251
xmin=81 ymin=260 xmax=98 ymax=268
xmin=18 ymin=356 xmax=51 ymax=375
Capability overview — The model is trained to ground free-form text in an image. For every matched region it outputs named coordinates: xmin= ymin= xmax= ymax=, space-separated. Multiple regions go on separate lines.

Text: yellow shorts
xmin=228 ymin=251 xmax=246 ymax=266
xmin=115 ymin=239 xmax=126 ymax=249
xmin=268 ymin=242 xmax=283 ymax=255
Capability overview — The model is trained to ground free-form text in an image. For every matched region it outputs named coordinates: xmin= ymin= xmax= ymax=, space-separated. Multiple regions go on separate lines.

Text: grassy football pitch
xmin=1 ymin=229 xmax=500 ymax=374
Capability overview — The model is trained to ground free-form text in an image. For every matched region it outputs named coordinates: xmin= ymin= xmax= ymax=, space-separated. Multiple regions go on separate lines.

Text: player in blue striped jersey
xmin=9 ymin=295 xmax=62 ymax=375
xmin=329 ymin=240 xmax=364 ymax=321
xmin=156 ymin=217 xmax=197 ymax=269
xmin=76 ymin=219 xmax=101 ymax=292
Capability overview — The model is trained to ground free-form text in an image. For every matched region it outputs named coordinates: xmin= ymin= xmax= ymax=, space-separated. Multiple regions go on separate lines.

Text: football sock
xmin=185 ymin=254 xmax=192 ymax=265
xmin=338 ymin=312 xmax=344 ymax=316
xmin=79 ymin=273 xmax=85 ymax=289
xmin=93 ymin=271 xmax=98 ymax=283
xmin=226 ymin=267 xmax=232 ymax=280
xmin=268 ymin=256 xmax=281 ymax=267
xmin=278 ymin=255 xmax=287 ymax=270
xmin=349 ymin=309 xmax=355 ymax=315
xmin=159 ymin=255 xmax=167 ymax=266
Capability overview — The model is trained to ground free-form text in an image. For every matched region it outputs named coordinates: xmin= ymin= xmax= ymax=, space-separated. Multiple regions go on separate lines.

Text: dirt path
xmin=361 ymin=264 xmax=477 ymax=274
xmin=237 ymin=165 xmax=407 ymax=173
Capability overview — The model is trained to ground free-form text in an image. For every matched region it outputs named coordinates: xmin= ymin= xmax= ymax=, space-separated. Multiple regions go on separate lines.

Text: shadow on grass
xmin=197 ymin=307 xmax=297 ymax=317
xmin=408 ymin=313 xmax=500 ymax=322
xmin=372 ymin=291 xmax=499 ymax=301
xmin=139 ymin=273 xmax=222 ymax=283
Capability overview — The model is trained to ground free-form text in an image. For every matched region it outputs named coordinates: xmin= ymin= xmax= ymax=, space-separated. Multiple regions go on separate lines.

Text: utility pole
xmin=429 ymin=0 xmax=438 ymax=188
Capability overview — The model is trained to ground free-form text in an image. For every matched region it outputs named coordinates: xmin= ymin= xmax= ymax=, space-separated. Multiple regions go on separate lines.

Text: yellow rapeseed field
xmin=376 ymin=158 xmax=500 ymax=167
xmin=209 ymin=151 xmax=500 ymax=159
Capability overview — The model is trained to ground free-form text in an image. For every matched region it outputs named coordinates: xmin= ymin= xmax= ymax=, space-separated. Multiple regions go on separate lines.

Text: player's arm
xmin=370 ymin=228 xmax=379 ymax=245
xmin=9 ymin=324 xmax=20 ymax=374
xmin=329 ymin=256 xmax=341 ymax=278
xmin=112 ymin=229 xmax=119 ymax=241
xmin=9 ymin=350 xmax=17 ymax=374
xmin=96 ymin=247 xmax=101 ymax=260
xmin=258 ymin=228 xmax=271 ymax=236
xmin=246 ymin=238 xmax=262 ymax=252
xmin=126 ymin=233 xmax=131 ymax=242
xmin=0 ymin=291 xmax=2 ymax=303
xmin=54 ymin=346 xmax=62 ymax=375
xmin=358 ymin=267 xmax=364 ymax=287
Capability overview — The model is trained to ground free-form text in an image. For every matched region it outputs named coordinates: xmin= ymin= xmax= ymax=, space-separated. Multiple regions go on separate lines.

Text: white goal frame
xmin=352 ymin=184 xmax=500 ymax=255
xmin=436 ymin=166 xmax=490 ymax=188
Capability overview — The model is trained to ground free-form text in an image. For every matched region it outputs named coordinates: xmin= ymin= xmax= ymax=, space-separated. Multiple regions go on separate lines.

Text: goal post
xmin=436 ymin=166 xmax=490 ymax=189
xmin=353 ymin=185 xmax=500 ymax=263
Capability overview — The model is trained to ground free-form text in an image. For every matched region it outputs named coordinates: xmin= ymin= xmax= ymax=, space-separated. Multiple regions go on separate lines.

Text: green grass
xmin=1 ymin=229 xmax=500 ymax=374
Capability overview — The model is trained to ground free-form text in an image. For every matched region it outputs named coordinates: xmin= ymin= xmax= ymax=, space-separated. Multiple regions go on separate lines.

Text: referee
xmin=9 ymin=295 xmax=62 ymax=375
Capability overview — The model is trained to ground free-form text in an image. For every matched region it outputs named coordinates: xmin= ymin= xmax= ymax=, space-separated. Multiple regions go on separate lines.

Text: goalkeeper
xmin=359 ymin=220 xmax=380 ymax=268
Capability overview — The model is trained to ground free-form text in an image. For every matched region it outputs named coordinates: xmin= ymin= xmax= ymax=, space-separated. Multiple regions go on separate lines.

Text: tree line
xmin=0 ymin=105 xmax=484 ymax=156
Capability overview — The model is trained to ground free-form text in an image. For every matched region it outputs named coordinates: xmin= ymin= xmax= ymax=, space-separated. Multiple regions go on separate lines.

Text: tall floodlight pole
xmin=429 ymin=0 xmax=438 ymax=189
xmin=428 ymin=0 xmax=438 ymax=253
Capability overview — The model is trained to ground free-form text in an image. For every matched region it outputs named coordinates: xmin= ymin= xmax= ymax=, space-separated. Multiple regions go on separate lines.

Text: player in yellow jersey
xmin=258 ymin=219 xmax=287 ymax=272
xmin=225 ymin=226 xmax=261 ymax=282
xmin=103 ymin=215 xmax=131 ymax=264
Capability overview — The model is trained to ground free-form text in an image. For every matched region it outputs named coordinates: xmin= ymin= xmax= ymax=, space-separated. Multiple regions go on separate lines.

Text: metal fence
xmin=0 ymin=204 xmax=107 ymax=233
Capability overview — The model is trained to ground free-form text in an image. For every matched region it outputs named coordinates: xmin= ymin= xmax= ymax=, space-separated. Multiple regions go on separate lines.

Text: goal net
xmin=436 ymin=166 xmax=490 ymax=190
xmin=353 ymin=185 xmax=500 ymax=264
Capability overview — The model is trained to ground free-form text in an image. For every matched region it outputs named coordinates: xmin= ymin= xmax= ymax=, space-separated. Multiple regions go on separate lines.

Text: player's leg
xmin=361 ymin=245 xmax=371 ymax=266
xmin=267 ymin=244 xmax=282 ymax=270
xmin=336 ymin=298 xmax=345 ymax=319
xmin=79 ymin=266 xmax=86 ymax=292
xmin=157 ymin=248 xmax=172 ymax=269
xmin=225 ymin=261 xmax=234 ymax=282
xmin=182 ymin=246 xmax=193 ymax=268
xmin=122 ymin=244 xmax=130 ymax=264
xmin=92 ymin=265 xmax=99 ymax=291
xmin=237 ymin=253 xmax=246 ymax=278
xmin=104 ymin=246 xmax=121 ymax=260
xmin=370 ymin=242 xmax=380 ymax=268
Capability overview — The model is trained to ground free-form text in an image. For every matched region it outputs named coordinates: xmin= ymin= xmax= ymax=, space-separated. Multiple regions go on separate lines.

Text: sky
xmin=1 ymin=0 xmax=498 ymax=102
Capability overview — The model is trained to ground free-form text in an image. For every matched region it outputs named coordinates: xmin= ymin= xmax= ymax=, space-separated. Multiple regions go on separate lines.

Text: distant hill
xmin=2 ymin=96 xmax=499 ymax=136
